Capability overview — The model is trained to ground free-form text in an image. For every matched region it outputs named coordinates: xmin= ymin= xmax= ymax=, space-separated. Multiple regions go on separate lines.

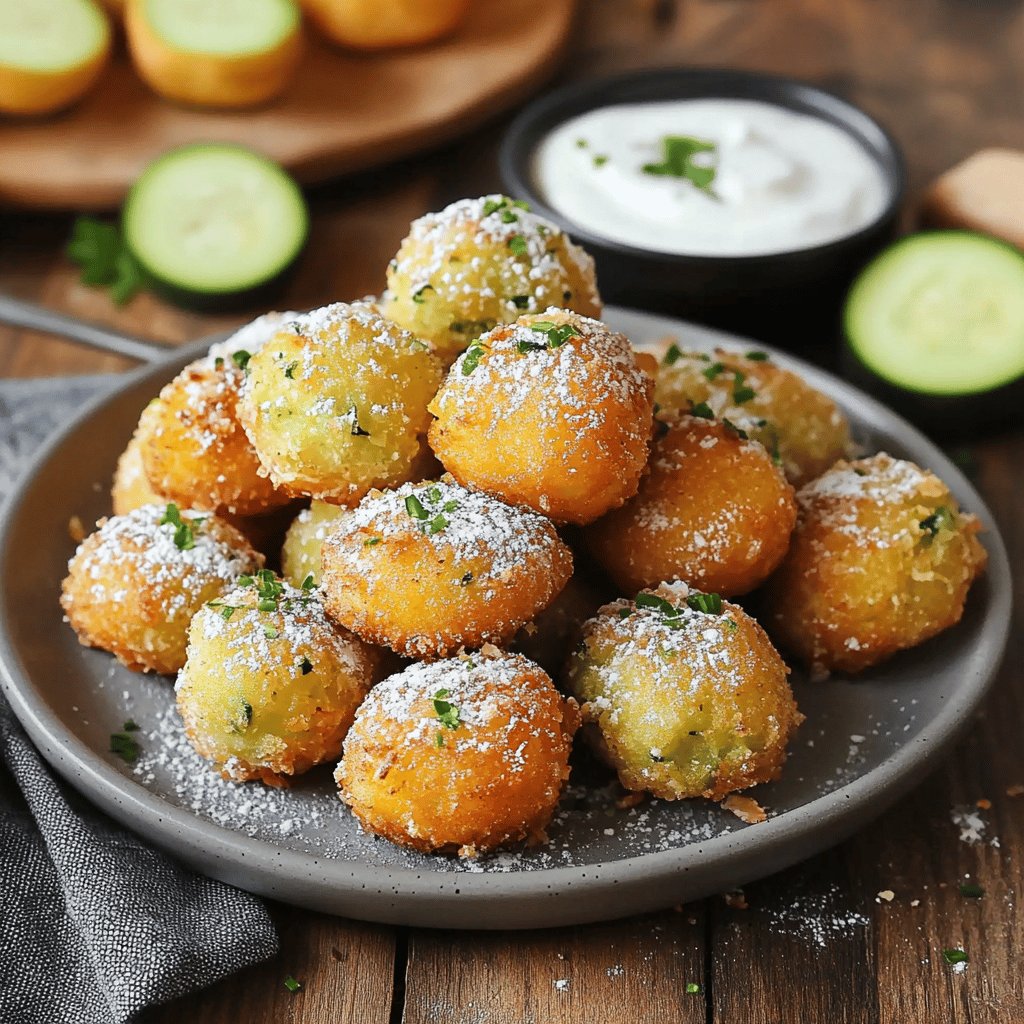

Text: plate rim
xmin=0 ymin=306 xmax=1012 ymax=928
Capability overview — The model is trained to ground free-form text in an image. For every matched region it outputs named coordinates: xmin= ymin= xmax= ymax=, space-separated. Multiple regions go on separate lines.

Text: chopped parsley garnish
xmin=301 ymin=574 xmax=316 ymax=593
xmin=364 ymin=536 xmax=381 ymax=548
xmin=450 ymin=318 xmax=496 ymax=337
xmin=433 ymin=688 xmax=461 ymax=745
xmin=721 ymin=418 xmax=748 ymax=440
xmin=109 ymin=730 xmax=140 ymax=763
xmin=959 ymin=883 xmax=984 ymax=898
xmin=942 ymin=948 xmax=968 ymax=966
xmin=529 ymin=320 xmax=579 ymax=349
xmin=691 ymin=401 xmax=714 ymax=419
xmin=232 ymin=698 xmax=253 ymax=732
xmin=725 ymin=617 xmax=739 ymax=632
xmin=405 ymin=494 xmax=428 ymax=520
xmin=510 ymin=295 xmax=531 ymax=309
xmin=263 ymin=625 xmax=279 ymax=640
xmin=299 ymin=656 xmax=313 ymax=675
xmin=617 ymin=607 xmax=632 ymax=619
xmin=412 ymin=284 xmax=434 ymax=304
xmin=283 ymin=975 xmax=302 ymax=993
xmin=687 ymin=592 xmax=723 ymax=615
xmin=206 ymin=600 xmax=240 ymax=621
xmin=663 ymin=343 xmax=683 ymax=366
xmin=283 ymin=361 xmax=298 ymax=379
xmin=731 ymin=371 xmax=756 ymax=405
xmin=159 ymin=503 xmax=201 ymax=551
xmin=461 ymin=341 xmax=486 ymax=375
xmin=231 ymin=349 xmax=252 ymax=372
xmin=576 ymin=138 xmax=588 ymax=149
xmin=123 ymin=719 xmax=139 ymax=732
xmin=642 ymin=135 xmax=719 ymax=198
xmin=213 ymin=356 xmax=224 ymax=370
xmin=347 ymin=405 xmax=371 ymax=437
xmin=920 ymin=506 xmax=954 ymax=541
xmin=239 ymin=569 xmax=285 ymax=612
xmin=746 ymin=350 xmax=769 ymax=361
xmin=517 ymin=339 xmax=547 ymax=354
xmin=703 ymin=361 xmax=725 ymax=380
xmin=593 ymin=154 xmax=609 ymax=168
xmin=685 ymin=982 xmax=701 ymax=994
xmin=508 ymin=234 xmax=529 ymax=257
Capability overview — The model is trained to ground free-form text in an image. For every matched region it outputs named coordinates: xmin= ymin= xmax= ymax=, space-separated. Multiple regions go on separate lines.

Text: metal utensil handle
xmin=0 ymin=294 xmax=170 ymax=364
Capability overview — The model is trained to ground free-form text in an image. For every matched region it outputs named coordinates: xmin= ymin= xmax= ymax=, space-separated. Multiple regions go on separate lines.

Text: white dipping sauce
xmin=533 ymin=99 xmax=890 ymax=257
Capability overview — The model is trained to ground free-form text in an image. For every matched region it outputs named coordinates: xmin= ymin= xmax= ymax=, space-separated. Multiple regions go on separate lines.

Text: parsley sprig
xmin=642 ymin=135 xmax=719 ymax=199
xmin=405 ymin=486 xmax=458 ymax=536
xmin=67 ymin=216 xmax=147 ymax=306
xmin=920 ymin=506 xmax=954 ymax=543
xmin=159 ymin=503 xmax=202 ymax=551
xmin=110 ymin=722 xmax=141 ymax=764
xmin=433 ymin=688 xmax=461 ymax=746
xmin=239 ymin=569 xmax=286 ymax=612
xmin=634 ymin=589 xmax=723 ymax=624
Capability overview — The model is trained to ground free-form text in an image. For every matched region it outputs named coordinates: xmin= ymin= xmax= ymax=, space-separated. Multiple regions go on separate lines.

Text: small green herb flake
xmin=510 ymin=295 xmax=531 ymax=310
xmin=703 ymin=361 xmax=725 ymax=380
xmin=67 ymin=216 xmax=147 ymax=306
xmin=363 ymin=536 xmax=381 ymax=548
xmin=426 ymin=514 xmax=448 ymax=535
xmin=233 ymin=698 xmax=253 ymax=732
xmin=242 ymin=569 xmax=285 ymax=612
xmin=959 ymin=883 xmax=984 ymax=898
xmin=110 ymin=731 xmax=140 ymax=764
xmin=461 ymin=342 xmax=485 ymax=376
xmin=347 ymin=405 xmax=370 ymax=437
xmin=301 ymin=574 xmax=315 ymax=593
xmin=691 ymin=401 xmax=715 ymax=419
xmin=641 ymin=135 xmax=719 ymax=198
xmin=722 ymin=417 xmax=749 ymax=440
xmin=517 ymin=338 xmax=547 ymax=354
xmin=405 ymin=494 xmax=428 ymax=520
xmin=685 ymin=982 xmax=701 ymax=994
xmin=920 ymin=506 xmax=954 ymax=540
xmin=207 ymin=600 xmax=239 ymax=621
xmin=283 ymin=975 xmax=302 ymax=993
xmin=746 ymin=350 xmax=769 ymax=361
xmin=432 ymin=689 xmax=461 ymax=731
xmin=593 ymin=154 xmax=609 ymax=168
xmin=942 ymin=948 xmax=968 ymax=966
xmin=263 ymin=625 xmax=279 ymax=640
xmin=508 ymin=234 xmax=529 ymax=257
xmin=731 ymin=371 xmax=756 ymax=405
xmin=663 ymin=343 xmax=684 ymax=366
xmin=687 ymin=592 xmax=723 ymax=615
xmin=159 ymin=503 xmax=200 ymax=551
xmin=576 ymin=137 xmax=588 ymax=149
xmin=283 ymin=361 xmax=298 ymax=379
xmin=123 ymin=719 xmax=140 ymax=732
xmin=412 ymin=284 xmax=434 ymax=304
xmin=213 ymin=356 xmax=224 ymax=370
xmin=299 ymin=656 xmax=313 ymax=675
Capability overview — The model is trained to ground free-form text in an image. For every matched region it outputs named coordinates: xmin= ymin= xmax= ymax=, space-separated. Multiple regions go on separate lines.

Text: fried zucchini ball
xmin=428 ymin=310 xmax=655 ymax=525
xmin=238 ymin=301 xmax=443 ymax=504
xmin=136 ymin=354 xmax=291 ymax=517
xmin=112 ymin=428 xmax=164 ymax=515
xmin=586 ymin=412 xmax=797 ymax=596
xmin=280 ymin=499 xmax=346 ymax=587
xmin=382 ymin=195 xmax=602 ymax=363
xmin=176 ymin=572 xmax=377 ymax=786
xmin=60 ymin=503 xmax=262 ymax=675
xmin=654 ymin=345 xmax=851 ymax=486
xmin=764 ymin=453 xmax=987 ymax=677
xmin=320 ymin=477 xmax=573 ymax=658
xmin=564 ymin=582 xmax=802 ymax=801
xmin=336 ymin=650 xmax=579 ymax=855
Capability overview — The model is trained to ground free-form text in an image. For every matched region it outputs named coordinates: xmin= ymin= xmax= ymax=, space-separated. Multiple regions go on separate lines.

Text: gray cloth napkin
xmin=0 ymin=375 xmax=279 ymax=1024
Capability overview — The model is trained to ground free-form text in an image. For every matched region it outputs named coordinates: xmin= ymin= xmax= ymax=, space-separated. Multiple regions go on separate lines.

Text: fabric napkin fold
xmin=0 ymin=376 xmax=278 ymax=1024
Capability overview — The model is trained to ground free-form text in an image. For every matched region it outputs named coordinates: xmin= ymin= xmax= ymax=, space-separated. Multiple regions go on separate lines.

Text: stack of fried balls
xmin=61 ymin=195 xmax=988 ymax=857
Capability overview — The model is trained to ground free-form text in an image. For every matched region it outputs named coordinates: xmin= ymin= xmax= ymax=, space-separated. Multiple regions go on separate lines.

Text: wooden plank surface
xmin=2 ymin=2 xmax=1022 ymax=1022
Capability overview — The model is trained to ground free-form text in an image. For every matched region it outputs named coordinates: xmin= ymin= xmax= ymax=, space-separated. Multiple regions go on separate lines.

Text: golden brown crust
xmin=586 ymin=412 xmax=797 ymax=596
xmin=320 ymin=478 xmax=573 ymax=658
xmin=336 ymin=651 xmax=578 ymax=854
xmin=764 ymin=453 xmax=988 ymax=677
xmin=428 ymin=310 xmax=655 ymax=525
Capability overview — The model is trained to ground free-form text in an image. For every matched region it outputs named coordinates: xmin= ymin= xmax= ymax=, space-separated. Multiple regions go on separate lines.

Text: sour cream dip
xmin=533 ymin=99 xmax=890 ymax=257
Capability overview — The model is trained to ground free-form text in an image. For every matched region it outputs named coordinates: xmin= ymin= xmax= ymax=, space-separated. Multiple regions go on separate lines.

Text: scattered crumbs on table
xmin=951 ymin=804 xmax=1000 ymax=847
xmin=283 ymin=975 xmax=302 ymax=993
xmin=722 ymin=794 xmax=767 ymax=824
xmin=605 ymin=964 xmax=625 ymax=978
xmin=876 ymin=889 xmax=895 ymax=903
xmin=723 ymin=889 xmax=748 ymax=910
xmin=686 ymin=982 xmax=701 ymax=994
xmin=553 ymin=978 xmax=570 ymax=993
xmin=1006 ymin=783 xmax=1024 ymax=798
xmin=942 ymin=948 xmax=969 ymax=973
xmin=910 ymin=899 xmax=921 ymax=907
xmin=68 ymin=514 xmax=86 ymax=543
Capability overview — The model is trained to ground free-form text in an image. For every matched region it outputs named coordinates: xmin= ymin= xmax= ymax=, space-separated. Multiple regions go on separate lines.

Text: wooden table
xmin=2 ymin=1 xmax=1022 ymax=1021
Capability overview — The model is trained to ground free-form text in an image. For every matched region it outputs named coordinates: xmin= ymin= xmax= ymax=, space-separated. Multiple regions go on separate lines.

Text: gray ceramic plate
xmin=0 ymin=307 xmax=1011 ymax=930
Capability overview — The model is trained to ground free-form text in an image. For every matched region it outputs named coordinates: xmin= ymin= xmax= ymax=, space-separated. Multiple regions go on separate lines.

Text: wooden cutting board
xmin=0 ymin=0 xmax=574 ymax=210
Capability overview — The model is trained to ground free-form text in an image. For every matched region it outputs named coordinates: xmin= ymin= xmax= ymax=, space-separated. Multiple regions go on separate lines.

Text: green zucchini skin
xmin=842 ymin=230 xmax=1024 ymax=435
xmin=122 ymin=143 xmax=309 ymax=312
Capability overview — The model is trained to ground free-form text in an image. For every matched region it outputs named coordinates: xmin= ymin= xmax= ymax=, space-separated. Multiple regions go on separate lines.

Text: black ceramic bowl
xmin=500 ymin=67 xmax=906 ymax=348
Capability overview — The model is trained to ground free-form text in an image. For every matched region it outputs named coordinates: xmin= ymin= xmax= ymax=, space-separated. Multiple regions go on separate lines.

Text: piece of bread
xmin=922 ymin=148 xmax=1024 ymax=249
